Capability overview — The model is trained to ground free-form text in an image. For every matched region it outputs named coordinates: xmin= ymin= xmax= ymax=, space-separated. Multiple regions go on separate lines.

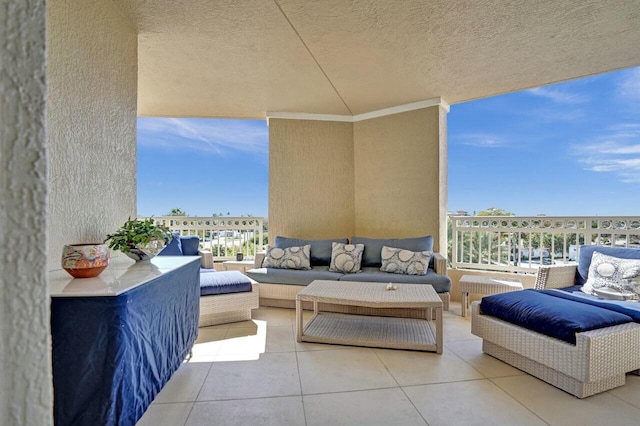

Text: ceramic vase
xmin=62 ymin=243 xmax=110 ymax=278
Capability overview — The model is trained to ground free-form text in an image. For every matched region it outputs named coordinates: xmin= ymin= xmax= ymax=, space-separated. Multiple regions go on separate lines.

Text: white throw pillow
xmin=262 ymin=244 xmax=311 ymax=270
xmin=329 ymin=242 xmax=364 ymax=273
xmin=582 ymin=251 xmax=640 ymax=297
xmin=380 ymin=246 xmax=432 ymax=276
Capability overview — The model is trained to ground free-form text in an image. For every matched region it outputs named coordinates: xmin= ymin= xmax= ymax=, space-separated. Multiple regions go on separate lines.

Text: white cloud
xmin=617 ymin=67 xmax=640 ymax=100
xmin=137 ymin=117 xmax=268 ymax=156
xmin=456 ymin=133 xmax=506 ymax=148
xmin=571 ymin=136 xmax=640 ymax=184
xmin=526 ymin=87 xmax=589 ymax=104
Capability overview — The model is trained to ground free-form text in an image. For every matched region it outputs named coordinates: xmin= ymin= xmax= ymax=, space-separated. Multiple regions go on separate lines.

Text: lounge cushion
xmin=200 ymin=271 xmax=252 ymax=296
xmin=577 ymin=245 xmax=640 ymax=285
xmin=480 ymin=289 xmax=633 ymax=344
xmin=180 ymin=235 xmax=201 ymax=256
xmin=339 ymin=267 xmax=451 ymax=293
xmin=351 ymin=236 xmax=434 ymax=267
xmin=158 ymin=232 xmax=183 ymax=256
xmin=245 ymin=266 xmax=345 ymax=286
xmin=547 ymin=288 xmax=640 ymax=322
xmin=275 ymin=236 xmax=349 ymax=266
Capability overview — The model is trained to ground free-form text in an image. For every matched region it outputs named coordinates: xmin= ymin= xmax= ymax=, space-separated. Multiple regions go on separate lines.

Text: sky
xmin=137 ymin=66 xmax=640 ymax=218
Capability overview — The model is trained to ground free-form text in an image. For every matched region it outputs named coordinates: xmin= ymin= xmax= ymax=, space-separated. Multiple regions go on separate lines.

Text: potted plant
xmin=104 ymin=217 xmax=171 ymax=262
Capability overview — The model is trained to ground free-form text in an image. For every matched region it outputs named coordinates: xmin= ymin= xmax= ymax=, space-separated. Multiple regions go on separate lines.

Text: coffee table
xmin=296 ymin=280 xmax=443 ymax=353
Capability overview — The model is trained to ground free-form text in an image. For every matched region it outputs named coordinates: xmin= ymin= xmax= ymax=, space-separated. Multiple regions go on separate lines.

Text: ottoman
xmin=199 ymin=270 xmax=259 ymax=326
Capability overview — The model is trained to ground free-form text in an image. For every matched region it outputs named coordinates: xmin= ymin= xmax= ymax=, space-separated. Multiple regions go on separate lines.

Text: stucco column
xmin=0 ymin=0 xmax=52 ymax=424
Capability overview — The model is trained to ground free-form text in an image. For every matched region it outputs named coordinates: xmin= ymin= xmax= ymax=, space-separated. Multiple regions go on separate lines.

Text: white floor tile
xmin=153 ymin=363 xmax=211 ymax=403
xmin=297 ymin=348 xmax=397 ymax=394
xmin=304 ymin=388 xmax=427 ymax=426
xmin=446 ymin=339 xmax=524 ymax=378
xmin=493 ymin=374 xmax=640 ymax=426
xmin=375 ymin=347 xmax=483 ymax=386
xmin=136 ymin=402 xmax=192 ymax=426
xmin=197 ymin=352 xmax=301 ymax=400
xmin=186 ymin=396 xmax=305 ymax=426
xmin=404 ymin=379 xmax=546 ymax=426
xmin=609 ymin=374 xmax=640 ymax=408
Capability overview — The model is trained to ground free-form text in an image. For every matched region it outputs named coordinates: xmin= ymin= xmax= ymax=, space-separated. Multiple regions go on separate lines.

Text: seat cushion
xmin=351 ymin=236 xmax=434 ymax=267
xmin=548 ymin=288 xmax=640 ymax=322
xmin=275 ymin=236 xmax=349 ymax=266
xmin=245 ymin=266 xmax=345 ymax=286
xmin=339 ymin=267 xmax=451 ymax=293
xmin=200 ymin=271 xmax=252 ymax=296
xmin=577 ymin=245 xmax=640 ymax=285
xmin=480 ymin=289 xmax=633 ymax=344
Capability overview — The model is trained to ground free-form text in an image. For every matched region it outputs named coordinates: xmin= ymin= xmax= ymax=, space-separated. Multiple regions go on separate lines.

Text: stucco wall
xmin=354 ymin=107 xmax=446 ymax=252
xmin=0 ymin=0 xmax=51 ymax=424
xmin=269 ymin=119 xmax=355 ymax=242
xmin=47 ymin=0 xmax=138 ymax=270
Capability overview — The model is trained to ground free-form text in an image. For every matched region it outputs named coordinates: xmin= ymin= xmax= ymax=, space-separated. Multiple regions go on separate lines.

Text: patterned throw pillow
xmin=262 ymin=244 xmax=311 ymax=270
xmin=329 ymin=242 xmax=364 ymax=273
xmin=380 ymin=246 xmax=432 ymax=276
xmin=582 ymin=251 xmax=640 ymax=297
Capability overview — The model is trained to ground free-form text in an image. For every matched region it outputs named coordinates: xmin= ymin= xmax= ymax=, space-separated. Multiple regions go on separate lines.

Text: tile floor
xmin=137 ymin=303 xmax=640 ymax=426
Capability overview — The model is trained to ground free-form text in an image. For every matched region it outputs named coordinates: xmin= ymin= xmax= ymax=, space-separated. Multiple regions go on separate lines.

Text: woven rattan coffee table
xmin=296 ymin=280 xmax=443 ymax=353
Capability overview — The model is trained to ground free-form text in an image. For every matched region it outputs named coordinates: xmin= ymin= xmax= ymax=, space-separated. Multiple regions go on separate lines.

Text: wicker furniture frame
xmin=459 ymin=275 xmax=523 ymax=317
xmin=471 ymin=264 xmax=640 ymax=398
xmin=254 ymin=252 xmax=451 ymax=312
xmin=296 ymin=280 xmax=443 ymax=353
xmin=198 ymin=282 xmax=259 ymax=327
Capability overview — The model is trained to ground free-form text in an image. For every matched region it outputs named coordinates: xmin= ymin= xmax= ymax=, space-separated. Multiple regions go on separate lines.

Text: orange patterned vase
xmin=62 ymin=243 xmax=110 ymax=278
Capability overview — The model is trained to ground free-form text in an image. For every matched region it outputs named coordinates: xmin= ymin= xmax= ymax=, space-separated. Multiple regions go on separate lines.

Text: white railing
xmin=141 ymin=216 xmax=265 ymax=260
xmin=450 ymin=216 xmax=640 ymax=273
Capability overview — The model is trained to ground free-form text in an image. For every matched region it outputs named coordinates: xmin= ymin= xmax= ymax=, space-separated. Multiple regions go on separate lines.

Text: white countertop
xmin=49 ymin=256 xmax=200 ymax=297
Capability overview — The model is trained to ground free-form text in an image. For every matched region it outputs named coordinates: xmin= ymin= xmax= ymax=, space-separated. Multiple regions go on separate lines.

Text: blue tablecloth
xmin=51 ymin=259 xmax=200 ymax=426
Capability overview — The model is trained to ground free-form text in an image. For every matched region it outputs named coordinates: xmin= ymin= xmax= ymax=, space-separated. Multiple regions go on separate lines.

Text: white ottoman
xmin=459 ymin=275 xmax=523 ymax=317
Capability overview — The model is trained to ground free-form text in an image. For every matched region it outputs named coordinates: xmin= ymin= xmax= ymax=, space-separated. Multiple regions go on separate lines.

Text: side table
xmin=222 ymin=259 xmax=255 ymax=273
xmin=459 ymin=275 xmax=523 ymax=317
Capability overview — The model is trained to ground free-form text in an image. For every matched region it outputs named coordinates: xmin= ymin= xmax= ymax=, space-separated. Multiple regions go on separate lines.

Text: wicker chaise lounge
xmin=472 ymin=250 xmax=640 ymax=398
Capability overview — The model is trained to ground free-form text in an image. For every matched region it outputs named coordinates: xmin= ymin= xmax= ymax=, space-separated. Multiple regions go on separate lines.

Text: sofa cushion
xmin=275 ymin=236 xmax=349 ymax=266
xmin=200 ymin=271 xmax=252 ymax=296
xmin=262 ymin=245 xmax=312 ymax=270
xmin=329 ymin=242 xmax=364 ymax=273
xmin=158 ymin=232 xmax=182 ymax=256
xmin=577 ymin=245 xmax=640 ymax=285
xmin=339 ymin=267 xmax=451 ymax=293
xmin=582 ymin=251 xmax=640 ymax=296
xmin=380 ymin=246 xmax=432 ymax=275
xmin=180 ymin=235 xmax=201 ymax=256
xmin=480 ymin=289 xmax=633 ymax=345
xmin=548 ymin=288 xmax=640 ymax=322
xmin=245 ymin=266 xmax=345 ymax=286
xmin=351 ymin=236 xmax=434 ymax=267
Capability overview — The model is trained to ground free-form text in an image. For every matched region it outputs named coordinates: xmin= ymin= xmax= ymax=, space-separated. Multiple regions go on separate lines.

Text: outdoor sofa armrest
xmin=254 ymin=251 xmax=266 ymax=269
xmin=199 ymin=250 xmax=214 ymax=270
xmin=433 ymin=253 xmax=447 ymax=276
xmin=534 ymin=264 xmax=577 ymax=290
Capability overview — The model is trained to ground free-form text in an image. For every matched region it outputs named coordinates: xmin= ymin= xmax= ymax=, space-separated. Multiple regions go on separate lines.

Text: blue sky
xmin=137 ymin=66 xmax=640 ymax=218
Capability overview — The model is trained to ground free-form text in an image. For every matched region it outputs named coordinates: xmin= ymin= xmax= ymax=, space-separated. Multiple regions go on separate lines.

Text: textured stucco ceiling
xmin=113 ymin=0 xmax=640 ymax=118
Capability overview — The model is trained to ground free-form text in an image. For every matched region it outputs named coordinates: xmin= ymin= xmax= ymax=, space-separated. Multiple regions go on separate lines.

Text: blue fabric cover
xmin=544 ymin=288 xmax=640 ymax=322
xmin=51 ymin=259 xmax=200 ymax=426
xmin=275 ymin=236 xmax=349 ymax=266
xmin=245 ymin=266 xmax=345 ymax=286
xmin=200 ymin=271 xmax=253 ymax=296
xmin=340 ymin=267 xmax=452 ymax=293
xmin=158 ymin=231 xmax=183 ymax=256
xmin=480 ymin=289 xmax=633 ymax=344
xmin=180 ymin=235 xmax=201 ymax=256
xmin=577 ymin=245 xmax=640 ymax=285
xmin=351 ymin=236 xmax=434 ymax=267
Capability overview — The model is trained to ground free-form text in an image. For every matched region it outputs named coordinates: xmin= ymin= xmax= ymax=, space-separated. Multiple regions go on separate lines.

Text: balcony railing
xmin=141 ymin=216 xmax=265 ymax=260
xmin=450 ymin=215 xmax=640 ymax=273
